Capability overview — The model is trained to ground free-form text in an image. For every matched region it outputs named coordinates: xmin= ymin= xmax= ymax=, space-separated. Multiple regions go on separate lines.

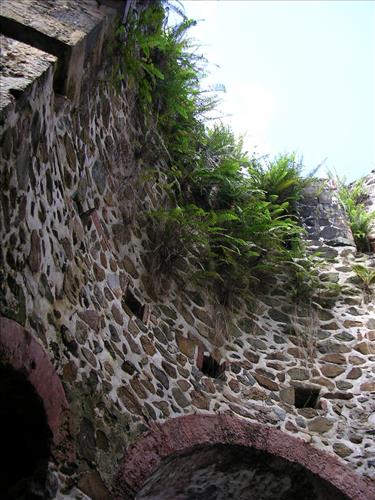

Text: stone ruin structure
xmin=0 ymin=1 xmax=374 ymax=499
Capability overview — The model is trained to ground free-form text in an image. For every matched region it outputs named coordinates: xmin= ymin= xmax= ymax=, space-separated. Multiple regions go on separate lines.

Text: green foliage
xmin=147 ymin=124 xmax=309 ymax=305
xmin=333 ymin=176 xmax=375 ymax=252
xmin=352 ymin=264 xmax=375 ymax=292
xmin=116 ymin=2 xmax=315 ymax=306
xmin=249 ymin=153 xmax=308 ymax=213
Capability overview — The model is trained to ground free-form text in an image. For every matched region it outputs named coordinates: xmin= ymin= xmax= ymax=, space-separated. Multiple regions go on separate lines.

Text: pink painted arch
xmin=116 ymin=414 xmax=374 ymax=500
xmin=0 ymin=316 xmax=73 ymax=461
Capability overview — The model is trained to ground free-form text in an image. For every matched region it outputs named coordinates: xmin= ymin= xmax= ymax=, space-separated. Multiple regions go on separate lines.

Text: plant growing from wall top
xmin=332 ymin=175 xmax=375 ymax=252
xmin=116 ymin=1 xmax=317 ymax=309
xmin=351 ymin=264 xmax=375 ymax=303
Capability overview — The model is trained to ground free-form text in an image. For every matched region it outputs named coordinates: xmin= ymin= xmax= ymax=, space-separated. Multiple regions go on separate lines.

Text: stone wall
xmin=0 ymin=1 xmax=374 ymax=498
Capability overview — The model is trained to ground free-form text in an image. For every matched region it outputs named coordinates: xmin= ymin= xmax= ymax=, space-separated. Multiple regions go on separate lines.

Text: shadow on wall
xmin=115 ymin=414 xmax=375 ymax=500
xmin=136 ymin=443 xmax=349 ymax=500
xmin=0 ymin=364 xmax=53 ymax=499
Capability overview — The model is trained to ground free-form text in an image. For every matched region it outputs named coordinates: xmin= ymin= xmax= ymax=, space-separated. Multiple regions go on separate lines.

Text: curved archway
xmin=0 ymin=316 xmax=72 ymax=461
xmin=116 ymin=414 xmax=374 ymax=500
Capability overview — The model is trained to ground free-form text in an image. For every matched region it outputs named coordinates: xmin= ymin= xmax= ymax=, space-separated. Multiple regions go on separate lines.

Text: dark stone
xmin=288 ymin=368 xmax=309 ymax=381
xmin=31 ymin=111 xmax=41 ymax=153
xmin=28 ymin=230 xmax=41 ymax=273
xmin=150 ymin=364 xmax=169 ymax=389
xmin=64 ymin=134 xmax=76 ymax=171
xmin=118 ymin=386 xmax=142 ymax=414
xmin=78 ymin=418 xmax=96 ymax=462
xmin=1 ymin=128 xmax=13 ymax=159
xmin=76 ymin=321 xmax=88 ymax=345
xmin=45 ymin=169 xmax=53 ymax=205
xmin=3 ymin=276 xmax=26 ymax=325
xmin=324 ymin=392 xmax=353 ymax=400
xmin=82 ymin=347 xmax=97 ymax=367
xmin=92 ymin=160 xmax=106 ymax=194
xmin=109 ymin=324 xmax=120 ymax=342
xmin=78 ymin=310 xmax=101 ymax=332
xmin=78 ymin=471 xmax=111 ymax=500
xmin=121 ymin=361 xmax=138 ymax=375
xmin=334 ymin=332 xmax=354 ymax=342
xmin=16 ymin=143 xmax=31 ymax=191
xmin=39 ymin=274 xmax=54 ymax=303
xmin=76 ymin=177 xmax=88 ymax=205
xmin=254 ymin=373 xmax=279 ymax=391
xmin=237 ymin=317 xmax=255 ymax=332
xmin=61 ymin=326 xmax=78 ymax=355
xmin=268 ymin=309 xmax=289 ymax=323
xmin=172 ymin=387 xmax=190 ymax=408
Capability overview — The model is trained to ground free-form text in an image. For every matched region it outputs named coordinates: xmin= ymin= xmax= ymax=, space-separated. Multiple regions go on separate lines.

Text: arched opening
xmin=0 ymin=317 xmax=73 ymax=465
xmin=0 ymin=364 xmax=52 ymax=499
xmin=116 ymin=414 xmax=374 ymax=500
xmin=136 ymin=443 xmax=348 ymax=500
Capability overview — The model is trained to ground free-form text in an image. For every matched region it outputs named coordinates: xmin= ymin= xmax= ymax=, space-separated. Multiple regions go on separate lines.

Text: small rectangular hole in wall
xmin=294 ymin=387 xmax=320 ymax=408
xmin=201 ymin=354 xmax=226 ymax=379
xmin=123 ymin=289 xmax=145 ymax=321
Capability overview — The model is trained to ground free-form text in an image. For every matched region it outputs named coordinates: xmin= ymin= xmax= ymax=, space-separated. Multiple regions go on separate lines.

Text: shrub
xmin=334 ymin=176 xmax=375 ymax=252
xmin=117 ymin=2 xmax=315 ymax=306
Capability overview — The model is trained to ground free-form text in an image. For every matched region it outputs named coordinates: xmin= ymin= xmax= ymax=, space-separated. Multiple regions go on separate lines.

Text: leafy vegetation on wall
xmin=115 ymin=1 xmax=315 ymax=305
xmin=333 ymin=176 xmax=375 ymax=252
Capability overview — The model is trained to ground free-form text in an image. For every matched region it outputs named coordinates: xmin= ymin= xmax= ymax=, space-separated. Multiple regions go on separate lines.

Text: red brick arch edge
xmin=115 ymin=413 xmax=374 ymax=500
xmin=0 ymin=316 xmax=73 ymax=461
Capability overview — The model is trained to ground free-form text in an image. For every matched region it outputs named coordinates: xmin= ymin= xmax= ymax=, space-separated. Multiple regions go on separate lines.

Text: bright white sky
xmin=181 ymin=0 xmax=375 ymax=181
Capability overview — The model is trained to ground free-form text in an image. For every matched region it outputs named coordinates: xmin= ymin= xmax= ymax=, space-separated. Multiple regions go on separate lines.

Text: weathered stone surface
xmin=349 ymin=355 xmax=366 ymax=365
xmin=176 ymin=333 xmax=196 ymax=358
xmin=323 ymin=392 xmax=353 ymax=400
xmin=150 ymin=364 xmax=169 ymax=390
xmin=347 ymin=367 xmax=362 ymax=379
xmin=310 ymin=377 xmax=335 ymax=389
xmin=360 ymin=381 xmax=375 ymax=392
xmin=318 ymin=342 xmax=350 ymax=354
xmin=78 ymin=471 xmax=111 ymax=500
xmin=333 ymin=443 xmax=353 ymax=458
xmin=78 ymin=418 xmax=96 ymax=462
xmin=336 ymin=381 xmax=353 ymax=390
xmin=82 ymin=347 xmax=97 ymax=367
xmin=111 ymin=304 xmax=124 ymax=325
xmin=93 ymin=262 xmax=105 ymax=281
xmin=190 ymin=390 xmax=209 ymax=410
xmin=130 ymin=377 xmax=147 ymax=399
xmin=268 ymin=309 xmax=288 ymax=323
xmin=343 ymin=320 xmax=363 ymax=328
xmin=254 ymin=373 xmax=279 ymax=391
xmin=78 ymin=310 xmax=101 ymax=332
xmin=118 ymin=386 xmax=143 ymax=414
xmin=334 ymin=332 xmax=354 ymax=343
xmin=140 ymin=335 xmax=156 ymax=356
xmin=123 ymin=255 xmax=139 ymax=279
xmin=355 ymin=342 xmax=375 ymax=355
xmin=249 ymin=338 xmax=267 ymax=351
xmin=280 ymin=387 xmax=294 ymax=405
xmin=27 ymin=229 xmax=41 ymax=273
xmin=244 ymin=350 xmax=260 ymax=363
xmin=15 ymin=144 xmax=31 ymax=191
xmin=287 ymin=368 xmax=309 ymax=381
xmin=320 ymin=364 xmax=345 ymax=378
xmin=161 ymin=361 xmax=177 ymax=379
xmin=297 ymin=408 xmax=319 ymax=419
xmin=320 ymin=353 xmax=346 ymax=365
xmin=92 ymin=160 xmax=106 ymax=194
xmin=307 ymin=417 xmax=333 ymax=433
xmin=172 ymin=387 xmax=190 ymax=408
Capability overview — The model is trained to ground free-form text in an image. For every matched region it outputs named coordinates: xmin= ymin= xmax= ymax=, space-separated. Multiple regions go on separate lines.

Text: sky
xmin=180 ymin=0 xmax=375 ymax=181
